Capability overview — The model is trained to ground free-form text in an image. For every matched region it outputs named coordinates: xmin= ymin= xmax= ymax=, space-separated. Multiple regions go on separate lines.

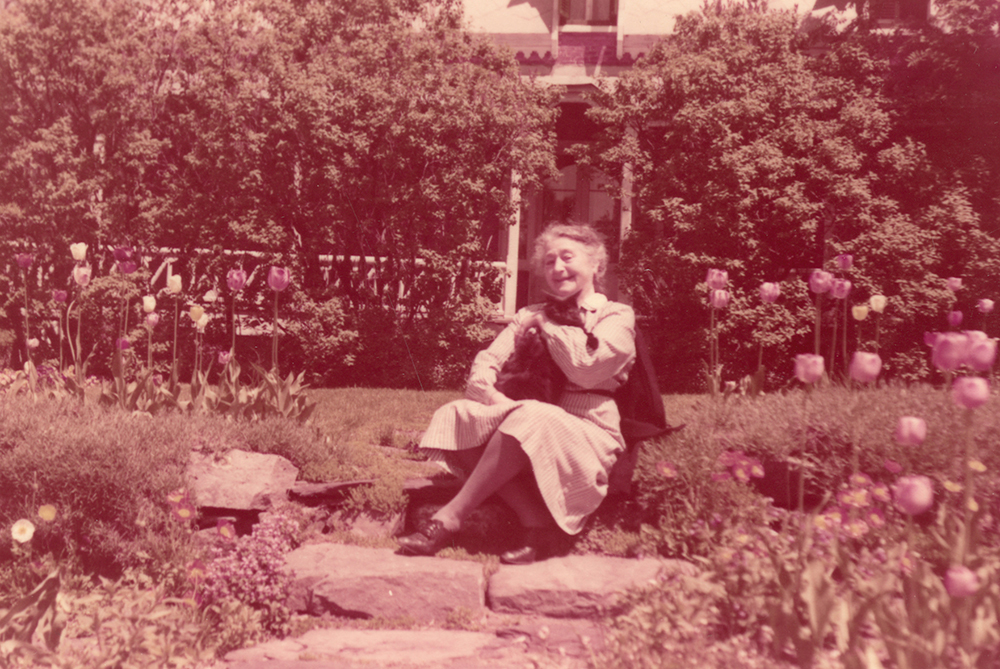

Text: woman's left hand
xmin=521 ymin=310 xmax=545 ymax=333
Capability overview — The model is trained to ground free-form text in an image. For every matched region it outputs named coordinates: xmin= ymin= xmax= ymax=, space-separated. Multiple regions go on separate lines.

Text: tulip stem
xmin=813 ymin=293 xmax=822 ymax=357
xmin=172 ymin=297 xmax=179 ymax=389
xmin=272 ymin=290 xmax=279 ymax=374
xmin=22 ymin=268 xmax=31 ymax=366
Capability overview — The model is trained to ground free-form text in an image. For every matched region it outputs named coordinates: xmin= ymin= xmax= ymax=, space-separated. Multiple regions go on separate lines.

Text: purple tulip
xmin=978 ymin=299 xmax=994 ymax=314
xmin=113 ymin=246 xmax=133 ymax=263
xmin=267 ymin=266 xmax=291 ymax=292
xmin=967 ymin=338 xmax=997 ymax=372
xmin=948 ymin=310 xmax=963 ymax=327
xmin=52 ymin=289 xmax=68 ymax=303
xmin=850 ymin=351 xmax=882 ymax=384
xmin=218 ymin=351 xmax=232 ymax=366
xmin=710 ymin=289 xmax=730 ymax=309
xmin=894 ymin=416 xmax=927 ymax=446
xmin=952 ymin=377 xmax=990 ymax=410
xmin=14 ymin=252 xmax=34 ymax=270
xmin=944 ymin=565 xmax=980 ymax=598
xmin=118 ymin=260 xmax=138 ymax=274
xmin=227 ymin=268 xmax=248 ymax=292
xmin=146 ymin=312 xmax=160 ymax=329
xmin=794 ymin=354 xmax=824 ymax=385
xmin=809 ymin=270 xmax=833 ymax=294
xmin=835 ymin=254 xmax=853 ymax=270
xmin=831 ymin=279 xmax=852 ymax=300
xmin=932 ymin=332 xmax=971 ymax=371
xmin=73 ymin=265 xmax=92 ymax=288
xmin=759 ymin=282 xmax=780 ymax=303
xmin=705 ymin=268 xmax=728 ymax=290
xmin=946 ymin=277 xmax=963 ymax=292
xmin=894 ymin=475 xmax=934 ymax=516
xmin=116 ymin=337 xmax=131 ymax=351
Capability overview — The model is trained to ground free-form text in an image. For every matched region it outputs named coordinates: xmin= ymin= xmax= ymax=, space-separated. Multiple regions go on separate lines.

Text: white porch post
xmin=504 ymin=171 xmax=522 ymax=320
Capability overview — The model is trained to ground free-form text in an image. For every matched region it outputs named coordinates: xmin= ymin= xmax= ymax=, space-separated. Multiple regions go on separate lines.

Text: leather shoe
xmin=397 ymin=519 xmax=456 ymax=556
xmin=500 ymin=526 xmax=550 ymax=565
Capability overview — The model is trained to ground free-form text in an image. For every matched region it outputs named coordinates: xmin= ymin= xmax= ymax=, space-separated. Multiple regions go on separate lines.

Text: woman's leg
xmin=432 ymin=430 xmax=533 ymax=531
xmin=448 ymin=444 xmax=552 ymax=529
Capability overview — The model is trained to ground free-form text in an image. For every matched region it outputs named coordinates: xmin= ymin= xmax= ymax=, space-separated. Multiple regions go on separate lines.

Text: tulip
xmin=706 ymin=268 xmax=728 ymax=290
xmin=850 ymin=351 xmax=882 ymax=384
xmin=710 ymin=289 xmax=730 ymax=309
xmin=268 ymin=266 xmax=291 ymax=292
xmin=14 ymin=253 xmax=34 ymax=270
xmin=142 ymin=295 xmax=156 ymax=313
xmin=836 ymin=254 xmax=853 ymax=270
xmin=203 ymin=289 xmax=218 ymax=303
xmin=196 ymin=312 xmax=210 ymax=331
xmin=113 ymin=246 xmax=133 ymax=263
xmin=932 ymin=332 xmax=971 ymax=371
xmin=227 ymin=268 xmax=248 ymax=292
xmin=946 ymin=277 xmax=962 ymax=292
xmin=26 ymin=338 xmax=39 ymax=350
xmin=895 ymin=416 xmax=927 ymax=446
xmin=809 ymin=270 xmax=833 ymax=294
xmin=70 ymin=242 xmax=88 ymax=261
xmin=759 ymin=282 xmax=780 ymax=303
xmin=146 ymin=312 xmax=160 ymax=329
xmin=73 ymin=265 xmax=92 ymax=288
xmin=894 ymin=475 xmax=934 ymax=515
xmin=952 ymin=377 xmax=990 ymax=410
xmin=118 ymin=260 xmax=138 ymax=275
xmin=978 ymin=299 xmax=994 ymax=314
xmin=923 ymin=331 xmax=939 ymax=347
xmin=869 ymin=295 xmax=887 ymax=313
xmin=831 ymin=279 xmax=852 ymax=300
xmin=794 ymin=353 xmax=824 ymax=384
xmin=948 ymin=310 xmax=963 ymax=327
xmin=52 ymin=289 xmax=68 ymax=303
xmin=944 ymin=565 xmax=980 ymax=598
xmin=189 ymin=305 xmax=204 ymax=322
xmin=116 ymin=337 xmax=130 ymax=351
xmin=967 ymin=338 xmax=997 ymax=372
xmin=167 ymin=274 xmax=182 ymax=294
xmin=853 ymin=305 xmax=869 ymax=321
xmin=218 ymin=351 xmax=232 ymax=366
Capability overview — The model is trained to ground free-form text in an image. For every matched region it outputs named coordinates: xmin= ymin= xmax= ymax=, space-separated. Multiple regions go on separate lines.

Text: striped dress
xmin=419 ymin=293 xmax=636 ymax=535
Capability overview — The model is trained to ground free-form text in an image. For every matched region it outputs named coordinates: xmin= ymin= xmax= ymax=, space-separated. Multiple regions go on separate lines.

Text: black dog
xmin=494 ymin=296 xmax=597 ymax=404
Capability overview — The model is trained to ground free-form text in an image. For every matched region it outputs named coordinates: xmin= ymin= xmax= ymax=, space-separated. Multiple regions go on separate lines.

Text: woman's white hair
xmin=530 ymin=222 xmax=609 ymax=293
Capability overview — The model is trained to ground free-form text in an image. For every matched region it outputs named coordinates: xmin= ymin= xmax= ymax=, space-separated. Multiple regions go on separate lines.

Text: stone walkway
xmin=222 ymin=542 xmax=692 ymax=669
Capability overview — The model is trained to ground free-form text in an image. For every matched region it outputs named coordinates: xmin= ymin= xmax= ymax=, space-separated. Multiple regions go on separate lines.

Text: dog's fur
xmin=494 ymin=296 xmax=594 ymax=404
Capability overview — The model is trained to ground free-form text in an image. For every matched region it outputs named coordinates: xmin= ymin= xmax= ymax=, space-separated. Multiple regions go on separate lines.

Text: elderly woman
xmin=397 ymin=223 xmax=636 ymax=564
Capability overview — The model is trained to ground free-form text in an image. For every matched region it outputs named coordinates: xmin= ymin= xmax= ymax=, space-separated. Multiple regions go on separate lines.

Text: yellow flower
xmin=852 ymin=305 xmax=869 ymax=321
xmin=38 ymin=505 xmax=57 ymax=522
xmin=12 ymin=519 xmax=35 ymax=543
xmin=189 ymin=305 xmax=204 ymax=322
xmin=969 ymin=460 xmax=987 ymax=473
xmin=944 ymin=481 xmax=963 ymax=493
xmin=968 ymin=498 xmax=979 ymax=512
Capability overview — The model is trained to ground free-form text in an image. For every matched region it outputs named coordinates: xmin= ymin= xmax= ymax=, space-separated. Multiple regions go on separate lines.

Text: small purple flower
xmin=948 ymin=310 xmax=963 ymax=327
xmin=759 ymin=282 xmax=780 ymax=303
xmin=116 ymin=337 xmax=131 ymax=351
xmin=146 ymin=312 xmax=160 ymax=329
xmin=709 ymin=289 xmax=730 ymax=309
xmin=52 ymin=289 xmax=68 ymax=303
xmin=809 ymin=270 xmax=833 ymax=294
xmin=946 ymin=277 xmax=963 ymax=292
xmin=15 ymin=253 xmax=34 ymax=270
xmin=706 ymin=268 xmax=728 ymax=290
xmin=218 ymin=350 xmax=232 ymax=366
xmin=227 ymin=268 xmax=248 ymax=292
xmin=831 ymin=279 xmax=852 ymax=300
xmin=835 ymin=254 xmax=853 ymax=270
xmin=268 ymin=266 xmax=291 ymax=292
xmin=944 ymin=565 xmax=979 ymax=598
xmin=978 ymin=299 xmax=994 ymax=314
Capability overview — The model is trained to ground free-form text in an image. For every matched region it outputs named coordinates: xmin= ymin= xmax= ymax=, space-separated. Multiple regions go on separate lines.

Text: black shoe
xmin=500 ymin=526 xmax=549 ymax=565
xmin=397 ymin=519 xmax=456 ymax=556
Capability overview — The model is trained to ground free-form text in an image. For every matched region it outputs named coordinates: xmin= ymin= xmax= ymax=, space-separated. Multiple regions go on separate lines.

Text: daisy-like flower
xmin=865 ymin=507 xmax=886 ymax=529
xmin=656 ymin=460 xmax=678 ymax=478
xmin=12 ymin=519 xmax=35 ymax=543
xmin=842 ymin=518 xmax=870 ymax=539
xmin=172 ymin=502 xmax=196 ymax=522
xmin=969 ymin=460 xmax=987 ymax=473
xmin=166 ymin=488 xmax=189 ymax=506
xmin=187 ymin=559 xmax=207 ymax=582
xmin=217 ymin=519 xmax=236 ymax=539
xmin=871 ymin=482 xmax=891 ymax=504
xmin=944 ymin=481 xmax=963 ymax=493
xmin=838 ymin=488 xmax=871 ymax=508
xmin=711 ymin=471 xmax=733 ymax=482
xmin=849 ymin=472 xmax=873 ymax=488
xmin=38 ymin=505 xmax=57 ymax=522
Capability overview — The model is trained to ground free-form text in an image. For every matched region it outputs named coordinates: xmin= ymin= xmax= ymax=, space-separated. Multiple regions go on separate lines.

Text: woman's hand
xmin=521 ymin=310 xmax=545 ymax=333
xmin=488 ymin=390 xmax=515 ymax=405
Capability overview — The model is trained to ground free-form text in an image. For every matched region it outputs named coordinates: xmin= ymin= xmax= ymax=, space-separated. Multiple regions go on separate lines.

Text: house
xmin=460 ymin=0 xmax=925 ymax=316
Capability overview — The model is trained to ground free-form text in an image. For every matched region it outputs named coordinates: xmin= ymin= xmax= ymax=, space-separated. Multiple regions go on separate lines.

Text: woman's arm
xmin=464 ymin=312 xmax=533 ymax=404
xmin=538 ymin=302 xmax=636 ymax=389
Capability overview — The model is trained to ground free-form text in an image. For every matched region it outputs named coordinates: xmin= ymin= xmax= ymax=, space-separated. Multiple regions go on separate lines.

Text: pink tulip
xmin=932 ymin=332 xmax=971 ymax=371
xmin=14 ymin=252 xmax=34 ymax=270
xmin=794 ymin=354 xmax=824 ymax=384
xmin=831 ymin=279 xmax=852 ymax=300
xmin=967 ymin=338 xmax=997 ymax=372
xmin=923 ymin=331 xmax=940 ymax=347
xmin=946 ymin=277 xmax=962 ymax=292
xmin=218 ymin=351 xmax=232 ymax=366
xmin=894 ymin=475 xmax=934 ymax=515
xmin=26 ymin=338 xmax=40 ymax=350
xmin=894 ymin=416 xmax=927 ymax=446
xmin=116 ymin=337 xmax=131 ymax=351
xmin=227 ymin=268 xmax=248 ymax=292
xmin=759 ymin=282 xmax=780 ymax=303
xmin=710 ymin=289 xmax=730 ymax=309
xmin=836 ymin=254 xmax=853 ymax=270
xmin=809 ymin=270 xmax=833 ymax=294
xmin=948 ymin=310 xmax=963 ymax=327
xmin=952 ymin=377 xmax=990 ymax=410
xmin=849 ymin=351 xmax=882 ymax=384
xmin=944 ymin=565 xmax=980 ymax=598
xmin=978 ymin=299 xmax=994 ymax=314
xmin=267 ymin=266 xmax=291 ymax=292
xmin=706 ymin=268 xmax=728 ymax=290
xmin=52 ymin=289 xmax=68 ymax=303
xmin=73 ymin=265 xmax=92 ymax=288
xmin=146 ymin=312 xmax=160 ymax=328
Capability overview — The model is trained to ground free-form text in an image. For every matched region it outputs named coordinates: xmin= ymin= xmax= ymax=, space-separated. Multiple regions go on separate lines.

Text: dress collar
xmin=579 ymin=292 xmax=608 ymax=313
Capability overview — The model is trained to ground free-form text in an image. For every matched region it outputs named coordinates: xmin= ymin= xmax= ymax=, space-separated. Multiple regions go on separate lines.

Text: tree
xmin=584 ymin=0 xmax=999 ymax=392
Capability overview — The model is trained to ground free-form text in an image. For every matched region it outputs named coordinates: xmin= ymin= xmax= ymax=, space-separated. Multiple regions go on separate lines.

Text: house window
xmin=560 ymin=0 xmax=617 ymax=26
xmin=869 ymin=0 xmax=927 ymax=22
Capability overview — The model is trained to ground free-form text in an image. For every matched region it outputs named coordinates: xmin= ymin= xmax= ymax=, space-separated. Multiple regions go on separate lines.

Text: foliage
xmin=583 ymin=0 xmax=1000 ymax=392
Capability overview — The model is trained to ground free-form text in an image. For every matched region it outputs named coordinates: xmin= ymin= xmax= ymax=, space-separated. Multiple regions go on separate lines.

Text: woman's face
xmin=542 ymin=236 xmax=599 ymax=301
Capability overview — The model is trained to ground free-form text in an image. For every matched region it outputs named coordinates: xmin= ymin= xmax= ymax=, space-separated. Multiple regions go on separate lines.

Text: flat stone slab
xmin=224 ymin=628 xmax=513 ymax=668
xmin=285 ymin=543 xmax=485 ymax=623
xmin=187 ymin=449 xmax=298 ymax=511
xmin=488 ymin=555 xmax=678 ymax=618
